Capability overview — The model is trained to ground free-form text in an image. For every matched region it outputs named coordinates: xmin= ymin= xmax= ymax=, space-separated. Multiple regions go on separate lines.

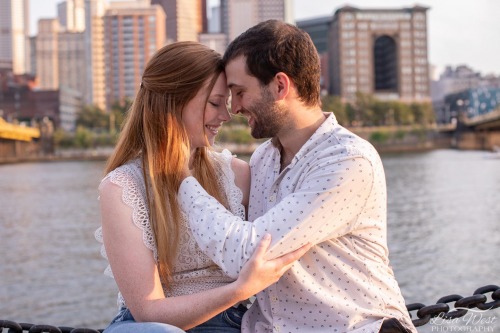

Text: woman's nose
xmin=219 ymin=105 xmax=231 ymax=121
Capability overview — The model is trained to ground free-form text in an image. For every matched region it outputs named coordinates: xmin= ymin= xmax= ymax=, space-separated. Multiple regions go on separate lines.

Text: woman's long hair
xmin=105 ymin=42 xmax=228 ymax=286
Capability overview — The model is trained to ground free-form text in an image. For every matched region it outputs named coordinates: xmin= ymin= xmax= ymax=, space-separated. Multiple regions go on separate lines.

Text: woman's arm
xmin=100 ymin=180 xmax=310 ymax=330
xmin=230 ymin=157 xmax=250 ymax=209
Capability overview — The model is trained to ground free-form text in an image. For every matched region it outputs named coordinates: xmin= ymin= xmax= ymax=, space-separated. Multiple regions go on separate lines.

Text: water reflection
xmin=0 ymin=150 xmax=499 ymax=331
xmin=384 ymin=150 xmax=500 ymax=332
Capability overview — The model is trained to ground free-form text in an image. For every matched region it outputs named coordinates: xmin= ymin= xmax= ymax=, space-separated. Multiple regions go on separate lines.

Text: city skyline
xmin=27 ymin=0 xmax=500 ymax=76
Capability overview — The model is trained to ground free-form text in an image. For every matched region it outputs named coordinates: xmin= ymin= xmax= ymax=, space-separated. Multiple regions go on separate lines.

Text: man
xmin=178 ymin=20 xmax=416 ymax=333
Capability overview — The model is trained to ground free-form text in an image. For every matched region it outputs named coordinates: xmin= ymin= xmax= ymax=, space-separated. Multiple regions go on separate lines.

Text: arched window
xmin=373 ymin=35 xmax=398 ymax=91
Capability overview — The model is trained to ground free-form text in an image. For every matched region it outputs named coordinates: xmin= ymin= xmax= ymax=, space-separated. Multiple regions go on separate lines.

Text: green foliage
xmin=369 ymin=130 xmax=391 ymax=143
xmin=74 ymin=126 xmax=93 ymax=148
xmin=76 ymin=99 xmax=131 ymax=133
xmin=322 ymin=92 xmax=436 ymax=127
xmin=65 ymin=94 xmax=436 ymax=149
xmin=52 ymin=127 xmax=118 ymax=149
xmin=394 ymin=129 xmax=406 ymax=140
xmin=76 ymin=105 xmax=108 ymax=130
xmin=110 ymin=98 xmax=132 ymax=132
xmin=217 ymin=126 xmax=254 ymax=144
xmin=225 ymin=115 xmax=249 ymax=126
xmin=321 ymin=95 xmax=349 ymax=125
xmin=53 ymin=128 xmax=74 ymax=148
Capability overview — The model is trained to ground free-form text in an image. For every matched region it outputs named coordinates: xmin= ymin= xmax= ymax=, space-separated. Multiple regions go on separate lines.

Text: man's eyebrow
xmin=228 ymin=83 xmax=243 ymax=89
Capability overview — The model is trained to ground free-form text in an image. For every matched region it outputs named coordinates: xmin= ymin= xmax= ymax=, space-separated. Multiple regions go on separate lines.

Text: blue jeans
xmin=104 ymin=305 xmax=247 ymax=333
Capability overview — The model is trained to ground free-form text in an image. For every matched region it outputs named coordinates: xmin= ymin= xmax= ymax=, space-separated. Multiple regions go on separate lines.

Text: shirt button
xmin=271 ymin=296 xmax=278 ymax=302
xmin=273 ymin=324 xmax=281 ymax=331
xmin=269 ymin=194 xmax=276 ymax=202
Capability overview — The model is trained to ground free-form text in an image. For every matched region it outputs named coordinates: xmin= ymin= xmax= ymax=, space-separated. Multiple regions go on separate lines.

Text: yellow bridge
xmin=0 ymin=117 xmax=40 ymax=142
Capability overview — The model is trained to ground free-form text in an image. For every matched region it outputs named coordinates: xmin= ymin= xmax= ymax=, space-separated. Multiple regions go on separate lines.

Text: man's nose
xmin=230 ymin=100 xmax=241 ymax=115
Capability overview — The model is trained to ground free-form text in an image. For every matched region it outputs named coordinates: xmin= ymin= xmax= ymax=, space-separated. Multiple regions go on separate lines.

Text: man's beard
xmin=246 ymin=87 xmax=289 ymax=139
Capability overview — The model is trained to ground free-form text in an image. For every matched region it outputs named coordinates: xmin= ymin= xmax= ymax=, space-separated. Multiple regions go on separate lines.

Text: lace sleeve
xmin=94 ymin=160 xmax=158 ymax=278
xmin=214 ymin=149 xmax=246 ymax=219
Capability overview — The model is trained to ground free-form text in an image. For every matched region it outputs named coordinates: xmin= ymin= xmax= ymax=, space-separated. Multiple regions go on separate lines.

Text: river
xmin=1 ymin=149 xmax=499 ymax=332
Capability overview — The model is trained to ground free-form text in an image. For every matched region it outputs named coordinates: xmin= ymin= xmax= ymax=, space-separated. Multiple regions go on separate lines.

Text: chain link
xmin=1 ymin=285 xmax=499 ymax=331
xmin=0 ymin=322 xmax=102 ymax=333
xmin=406 ymin=284 xmax=500 ymax=327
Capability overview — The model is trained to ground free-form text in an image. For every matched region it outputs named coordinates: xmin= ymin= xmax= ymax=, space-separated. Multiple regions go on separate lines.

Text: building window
xmin=373 ymin=35 xmax=398 ymax=92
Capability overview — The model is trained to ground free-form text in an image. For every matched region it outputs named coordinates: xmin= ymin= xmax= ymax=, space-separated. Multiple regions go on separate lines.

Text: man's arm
xmin=178 ymin=156 xmax=374 ymax=278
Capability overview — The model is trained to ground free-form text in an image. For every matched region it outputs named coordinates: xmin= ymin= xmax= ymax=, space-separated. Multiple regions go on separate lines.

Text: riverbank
xmin=0 ymin=126 xmax=485 ymax=165
xmin=0 ymin=147 xmax=114 ymax=165
xmin=0 ymin=142 xmax=459 ymax=165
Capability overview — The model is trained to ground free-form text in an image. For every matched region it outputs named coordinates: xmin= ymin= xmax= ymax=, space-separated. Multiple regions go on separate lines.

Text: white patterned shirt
xmin=178 ymin=113 xmax=416 ymax=333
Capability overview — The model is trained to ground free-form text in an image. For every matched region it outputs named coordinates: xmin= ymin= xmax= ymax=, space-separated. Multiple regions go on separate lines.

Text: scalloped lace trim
xmin=95 ymin=159 xmax=157 ymax=280
xmin=95 ymin=151 xmax=246 ymax=306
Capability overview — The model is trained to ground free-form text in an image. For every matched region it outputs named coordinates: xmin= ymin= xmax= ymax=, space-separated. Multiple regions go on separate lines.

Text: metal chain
xmin=406 ymin=284 xmax=500 ymax=327
xmin=1 ymin=285 xmax=499 ymax=331
xmin=0 ymin=321 xmax=103 ymax=333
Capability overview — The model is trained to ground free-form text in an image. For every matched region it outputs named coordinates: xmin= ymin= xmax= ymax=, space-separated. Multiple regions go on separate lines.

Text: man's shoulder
xmin=317 ymin=124 xmax=379 ymax=161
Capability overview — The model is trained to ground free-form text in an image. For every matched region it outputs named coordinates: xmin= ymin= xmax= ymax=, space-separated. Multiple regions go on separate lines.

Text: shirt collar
xmin=273 ymin=112 xmax=338 ymax=170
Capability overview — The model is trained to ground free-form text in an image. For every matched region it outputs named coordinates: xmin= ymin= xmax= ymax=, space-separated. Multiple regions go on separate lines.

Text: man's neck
xmin=277 ymin=109 xmax=326 ymax=170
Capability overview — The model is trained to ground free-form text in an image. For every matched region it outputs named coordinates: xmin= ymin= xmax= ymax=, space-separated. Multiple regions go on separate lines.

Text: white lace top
xmin=95 ymin=149 xmax=246 ymax=307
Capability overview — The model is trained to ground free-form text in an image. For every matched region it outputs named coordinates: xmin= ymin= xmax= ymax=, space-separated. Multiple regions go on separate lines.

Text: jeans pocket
xmin=221 ymin=305 xmax=247 ymax=329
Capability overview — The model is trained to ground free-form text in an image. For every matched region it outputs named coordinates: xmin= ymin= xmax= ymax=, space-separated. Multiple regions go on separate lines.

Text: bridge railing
xmin=0 ymin=117 xmax=40 ymax=142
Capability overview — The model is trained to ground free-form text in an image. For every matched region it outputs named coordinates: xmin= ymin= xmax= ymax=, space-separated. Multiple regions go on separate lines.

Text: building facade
xmin=84 ymin=0 xmax=106 ymax=110
xmin=329 ymin=5 xmax=430 ymax=102
xmin=58 ymin=0 xmax=86 ymax=32
xmin=221 ymin=0 xmax=292 ymax=42
xmin=151 ymin=0 xmax=207 ymax=43
xmin=199 ymin=32 xmax=227 ymax=54
xmin=431 ymin=65 xmax=500 ymax=123
xmin=58 ymin=31 xmax=86 ymax=96
xmin=36 ymin=19 xmax=60 ymax=90
xmin=0 ymin=0 xmax=30 ymax=74
xmin=296 ymin=16 xmax=332 ymax=93
xmin=104 ymin=2 xmax=166 ymax=108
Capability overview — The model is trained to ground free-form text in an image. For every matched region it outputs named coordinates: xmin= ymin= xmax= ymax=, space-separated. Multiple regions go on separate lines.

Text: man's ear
xmin=274 ymin=72 xmax=290 ymax=100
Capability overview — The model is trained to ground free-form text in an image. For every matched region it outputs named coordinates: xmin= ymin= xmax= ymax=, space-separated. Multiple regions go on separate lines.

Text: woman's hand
xmin=233 ymin=233 xmax=312 ymax=300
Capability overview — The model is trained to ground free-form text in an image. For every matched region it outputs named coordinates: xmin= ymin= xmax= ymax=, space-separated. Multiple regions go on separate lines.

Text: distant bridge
xmin=0 ymin=117 xmax=40 ymax=142
xmin=462 ymin=108 xmax=500 ymax=130
xmin=449 ymin=108 xmax=500 ymax=150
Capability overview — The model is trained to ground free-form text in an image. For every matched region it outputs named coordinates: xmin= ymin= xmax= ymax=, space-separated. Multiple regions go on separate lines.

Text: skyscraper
xmin=104 ymin=1 xmax=166 ymax=108
xmin=84 ymin=0 xmax=106 ymax=109
xmin=151 ymin=0 xmax=207 ymax=43
xmin=0 ymin=0 xmax=30 ymax=74
xmin=36 ymin=19 xmax=59 ymax=90
xmin=58 ymin=0 xmax=86 ymax=32
xmin=221 ymin=0 xmax=292 ymax=42
xmin=58 ymin=31 xmax=86 ymax=95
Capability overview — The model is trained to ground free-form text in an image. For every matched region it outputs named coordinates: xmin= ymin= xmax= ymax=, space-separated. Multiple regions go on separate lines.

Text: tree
xmin=321 ymin=95 xmax=349 ymax=125
xmin=76 ymin=105 xmax=108 ymax=130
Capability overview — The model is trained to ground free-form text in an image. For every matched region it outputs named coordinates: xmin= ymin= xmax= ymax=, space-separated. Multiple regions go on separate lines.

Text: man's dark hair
xmin=223 ymin=19 xmax=321 ymax=107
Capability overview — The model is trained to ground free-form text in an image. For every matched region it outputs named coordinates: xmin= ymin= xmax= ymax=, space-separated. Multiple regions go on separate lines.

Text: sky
xmin=29 ymin=0 xmax=500 ymax=76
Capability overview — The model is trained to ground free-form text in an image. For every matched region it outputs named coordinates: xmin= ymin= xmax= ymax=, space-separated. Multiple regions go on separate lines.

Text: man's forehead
xmin=226 ymin=56 xmax=247 ymax=75
xmin=226 ymin=56 xmax=256 ymax=88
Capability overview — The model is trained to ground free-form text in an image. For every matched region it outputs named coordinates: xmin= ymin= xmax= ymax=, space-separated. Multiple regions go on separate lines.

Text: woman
xmin=95 ymin=42 xmax=310 ymax=333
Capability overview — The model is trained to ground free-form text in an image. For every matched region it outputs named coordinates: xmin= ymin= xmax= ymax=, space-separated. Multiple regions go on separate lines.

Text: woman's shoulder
xmin=99 ymin=158 xmax=144 ymax=192
xmin=230 ymin=156 xmax=250 ymax=182
xmin=212 ymin=149 xmax=250 ymax=209
xmin=211 ymin=149 xmax=249 ymax=176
